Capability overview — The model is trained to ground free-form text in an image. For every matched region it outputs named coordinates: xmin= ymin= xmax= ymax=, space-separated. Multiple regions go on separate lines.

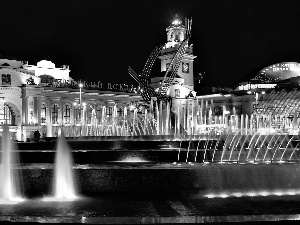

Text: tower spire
xmin=166 ymin=14 xmax=186 ymax=45
xmin=158 ymin=14 xmax=196 ymax=91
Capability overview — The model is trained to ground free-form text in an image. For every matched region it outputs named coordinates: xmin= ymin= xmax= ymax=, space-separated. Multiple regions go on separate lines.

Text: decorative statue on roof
xmin=26 ymin=76 xmax=35 ymax=85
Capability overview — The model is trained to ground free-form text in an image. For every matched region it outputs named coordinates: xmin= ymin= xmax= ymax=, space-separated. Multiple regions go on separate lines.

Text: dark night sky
xmin=1 ymin=0 xmax=300 ymax=91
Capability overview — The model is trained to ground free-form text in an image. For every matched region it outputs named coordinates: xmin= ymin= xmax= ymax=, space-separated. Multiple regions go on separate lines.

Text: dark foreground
xmin=1 ymin=194 xmax=300 ymax=224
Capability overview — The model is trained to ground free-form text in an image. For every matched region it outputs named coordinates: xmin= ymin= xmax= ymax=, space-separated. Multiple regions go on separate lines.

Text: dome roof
xmin=252 ymin=62 xmax=300 ymax=83
xmin=166 ymin=14 xmax=185 ymax=30
xmin=37 ymin=60 xmax=55 ymax=68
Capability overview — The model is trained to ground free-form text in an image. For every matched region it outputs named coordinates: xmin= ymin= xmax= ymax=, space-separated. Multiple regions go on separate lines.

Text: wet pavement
xmin=1 ymin=194 xmax=300 ymax=223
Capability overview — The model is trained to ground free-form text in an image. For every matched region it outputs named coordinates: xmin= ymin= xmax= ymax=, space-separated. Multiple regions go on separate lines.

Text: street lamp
xmin=79 ymin=83 xmax=83 ymax=106
xmin=78 ymin=83 xmax=83 ymax=126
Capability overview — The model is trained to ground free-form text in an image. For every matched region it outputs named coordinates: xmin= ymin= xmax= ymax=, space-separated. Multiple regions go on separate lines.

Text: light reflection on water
xmin=118 ymin=156 xmax=149 ymax=163
xmin=203 ymin=189 xmax=300 ymax=199
xmin=19 ymin=162 xmax=216 ymax=171
xmin=1 ymin=194 xmax=300 ymax=224
xmin=18 ymin=161 xmax=299 ymax=170
xmin=0 ymin=197 xmax=25 ymax=205
xmin=42 ymin=196 xmax=80 ymax=202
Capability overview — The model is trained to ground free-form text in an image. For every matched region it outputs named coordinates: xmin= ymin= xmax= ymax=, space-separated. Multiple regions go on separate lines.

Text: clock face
xmin=182 ymin=62 xmax=189 ymax=73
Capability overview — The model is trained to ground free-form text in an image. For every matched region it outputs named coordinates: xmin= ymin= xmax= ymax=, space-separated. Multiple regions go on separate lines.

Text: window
xmin=214 ymin=106 xmax=223 ymax=116
xmin=0 ymin=104 xmax=15 ymax=125
xmin=41 ymin=103 xmax=47 ymax=124
xmin=107 ymin=107 xmax=112 ymax=116
xmin=234 ymin=105 xmax=242 ymax=115
xmin=75 ymin=107 xmax=81 ymax=124
xmin=118 ymin=107 xmax=123 ymax=117
xmin=182 ymin=62 xmax=189 ymax=73
xmin=86 ymin=106 xmax=92 ymax=124
xmin=2 ymin=74 xmax=11 ymax=85
xmin=96 ymin=105 xmax=102 ymax=123
xmin=175 ymin=89 xmax=180 ymax=98
xmin=64 ymin=104 xmax=71 ymax=124
xmin=51 ymin=104 xmax=59 ymax=124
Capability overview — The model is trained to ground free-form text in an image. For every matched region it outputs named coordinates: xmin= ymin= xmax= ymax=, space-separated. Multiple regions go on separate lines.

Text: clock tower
xmin=159 ymin=14 xmax=197 ymax=91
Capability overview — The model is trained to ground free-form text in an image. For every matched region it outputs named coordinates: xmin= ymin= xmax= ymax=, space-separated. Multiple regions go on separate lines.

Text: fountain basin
xmin=13 ymin=148 xmax=300 ymax=164
xmin=1 ymin=194 xmax=300 ymax=223
xmin=18 ymin=163 xmax=300 ymax=197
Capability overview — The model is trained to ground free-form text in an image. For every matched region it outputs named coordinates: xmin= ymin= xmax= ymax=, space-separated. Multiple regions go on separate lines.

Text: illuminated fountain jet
xmin=44 ymin=135 xmax=78 ymax=201
xmin=0 ymin=126 xmax=23 ymax=204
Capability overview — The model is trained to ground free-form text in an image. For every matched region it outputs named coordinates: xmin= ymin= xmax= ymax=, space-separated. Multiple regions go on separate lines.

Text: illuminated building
xmin=185 ymin=62 xmax=300 ymax=120
xmin=0 ymin=58 xmax=143 ymax=141
xmin=1 ymin=15 xmax=299 ymax=141
xmin=248 ymin=62 xmax=300 ymax=118
xmin=149 ymin=14 xmax=197 ymax=113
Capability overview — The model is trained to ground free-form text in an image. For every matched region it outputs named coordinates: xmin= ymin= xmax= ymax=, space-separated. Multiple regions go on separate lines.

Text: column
xmin=46 ymin=99 xmax=52 ymax=137
xmin=60 ymin=100 xmax=64 ymax=126
xmin=33 ymin=97 xmax=38 ymax=124
xmin=186 ymin=100 xmax=190 ymax=134
xmin=37 ymin=97 xmax=41 ymax=125
xmin=71 ymin=102 xmax=75 ymax=126
xmin=82 ymin=104 xmax=86 ymax=126
xmin=22 ymin=96 xmax=28 ymax=125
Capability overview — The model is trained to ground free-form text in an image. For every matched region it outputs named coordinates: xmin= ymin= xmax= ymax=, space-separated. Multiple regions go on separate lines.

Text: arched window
xmin=0 ymin=104 xmax=15 ymax=125
xmin=118 ymin=107 xmax=123 ymax=117
xmin=64 ymin=104 xmax=71 ymax=124
xmin=96 ymin=105 xmax=102 ymax=123
xmin=2 ymin=74 xmax=11 ymax=85
xmin=107 ymin=106 xmax=112 ymax=116
xmin=75 ymin=106 xmax=81 ymax=124
xmin=86 ymin=106 xmax=92 ymax=124
xmin=214 ymin=106 xmax=223 ymax=116
xmin=41 ymin=103 xmax=47 ymax=124
xmin=52 ymin=104 xmax=59 ymax=124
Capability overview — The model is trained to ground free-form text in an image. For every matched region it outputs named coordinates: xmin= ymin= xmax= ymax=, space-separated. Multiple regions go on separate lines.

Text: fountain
xmin=0 ymin=96 xmax=299 ymax=222
xmin=1 ymin=100 xmax=300 ymax=198
xmin=0 ymin=126 xmax=23 ymax=204
xmin=9 ymin=127 xmax=298 ymax=196
xmin=0 ymin=109 xmax=299 ymax=222
xmin=53 ymin=135 xmax=77 ymax=199
xmin=44 ymin=134 xmax=77 ymax=201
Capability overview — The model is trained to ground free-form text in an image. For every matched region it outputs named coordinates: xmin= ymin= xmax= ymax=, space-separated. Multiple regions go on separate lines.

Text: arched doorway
xmin=1 ymin=101 xmax=21 ymax=126
xmin=0 ymin=104 xmax=16 ymax=125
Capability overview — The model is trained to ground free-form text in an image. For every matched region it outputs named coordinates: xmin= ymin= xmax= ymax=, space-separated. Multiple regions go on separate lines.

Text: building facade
xmin=0 ymin=59 xmax=144 ymax=141
xmin=3 ymin=15 xmax=295 ymax=140
xmin=150 ymin=14 xmax=197 ymax=114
